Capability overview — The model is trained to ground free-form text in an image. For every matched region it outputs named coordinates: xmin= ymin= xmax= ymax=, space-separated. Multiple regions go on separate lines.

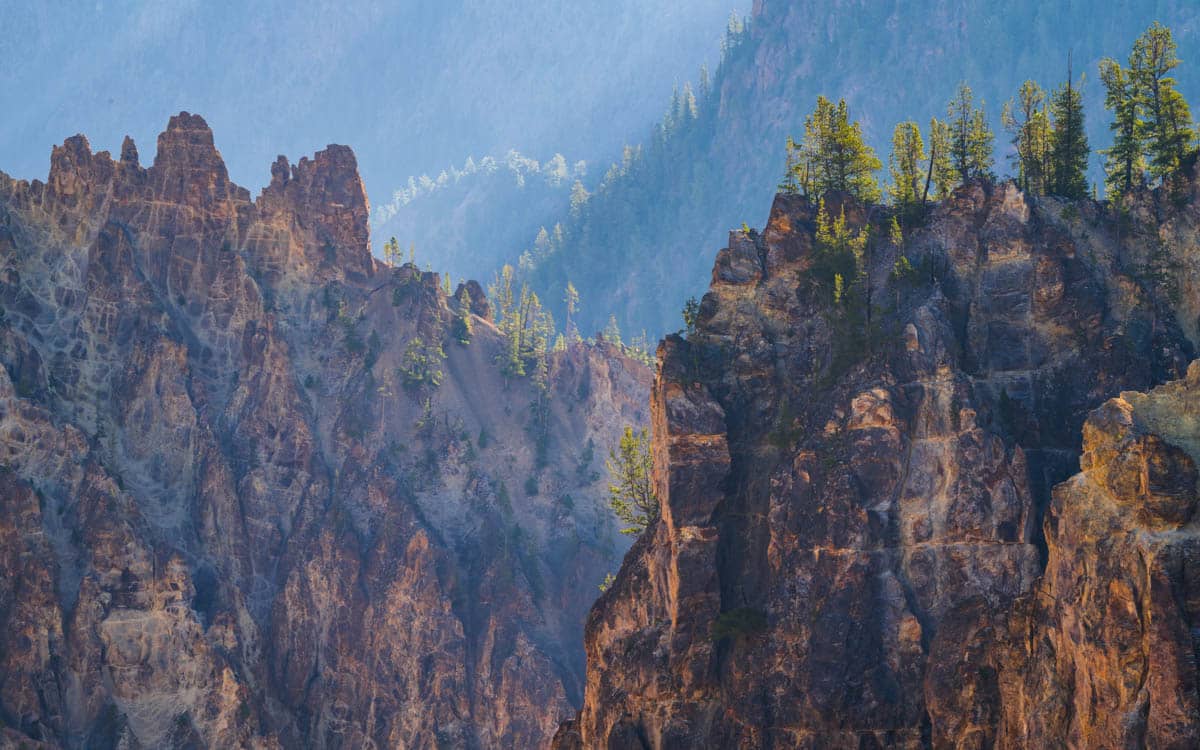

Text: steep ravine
xmin=0 ymin=114 xmax=650 ymax=749
xmin=557 ymin=178 xmax=1200 ymax=748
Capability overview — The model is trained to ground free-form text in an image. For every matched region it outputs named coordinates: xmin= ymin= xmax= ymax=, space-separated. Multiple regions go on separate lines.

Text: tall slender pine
xmin=1099 ymin=58 xmax=1145 ymax=198
xmin=1049 ymin=56 xmax=1090 ymax=199
xmin=1131 ymin=22 xmax=1195 ymax=183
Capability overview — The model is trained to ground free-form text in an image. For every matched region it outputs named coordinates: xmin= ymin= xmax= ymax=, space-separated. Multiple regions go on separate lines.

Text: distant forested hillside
xmin=371 ymin=150 xmax=584 ymax=290
xmin=521 ymin=0 xmax=1200 ymax=338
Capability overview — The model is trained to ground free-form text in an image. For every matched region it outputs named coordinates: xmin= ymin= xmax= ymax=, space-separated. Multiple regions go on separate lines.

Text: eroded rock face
xmin=560 ymin=181 xmax=1200 ymax=748
xmin=999 ymin=366 xmax=1200 ymax=749
xmin=0 ymin=114 xmax=650 ymax=749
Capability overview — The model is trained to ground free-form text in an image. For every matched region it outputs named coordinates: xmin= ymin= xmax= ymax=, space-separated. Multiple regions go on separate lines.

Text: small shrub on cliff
xmin=453 ymin=287 xmax=474 ymax=345
xmin=399 ymin=337 xmax=445 ymax=389
xmin=807 ymin=200 xmax=866 ymax=304
xmin=891 ymin=255 xmax=918 ymax=285
xmin=606 ymin=426 xmax=658 ymax=535
xmin=710 ymin=607 xmax=768 ymax=641
xmin=681 ymin=296 xmax=701 ymax=336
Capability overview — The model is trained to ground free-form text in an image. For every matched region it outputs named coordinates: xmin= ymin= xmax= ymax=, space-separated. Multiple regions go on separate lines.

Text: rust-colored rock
xmin=998 ymin=364 xmax=1200 ymax=749
xmin=559 ymin=180 xmax=1200 ymax=748
xmin=0 ymin=115 xmax=650 ymax=748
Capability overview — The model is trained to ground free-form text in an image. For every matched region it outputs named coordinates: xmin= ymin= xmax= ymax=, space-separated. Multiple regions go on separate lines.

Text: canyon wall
xmin=558 ymin=178 xmax=1200 ymax=748
xmin=0 ymin=114 xmax=649 ymax=749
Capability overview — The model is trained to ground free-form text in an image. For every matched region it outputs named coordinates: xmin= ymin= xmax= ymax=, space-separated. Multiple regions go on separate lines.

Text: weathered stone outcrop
xmin=559 ymin=180 xmax=1200 ymax=748
xmin=998 ymin=366 xmax=1200 ymax=749
xmin=0 ymin=115 xmax=650 ymax=749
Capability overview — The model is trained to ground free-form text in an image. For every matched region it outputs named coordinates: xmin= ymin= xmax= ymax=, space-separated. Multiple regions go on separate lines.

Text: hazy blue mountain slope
xmin=526 ymin=0 xmax=1200 ymax=337
xmin=371 ymin=149 xmax=584 ymax=287
xmin=0 ymin=1 xmax=740 ymax=205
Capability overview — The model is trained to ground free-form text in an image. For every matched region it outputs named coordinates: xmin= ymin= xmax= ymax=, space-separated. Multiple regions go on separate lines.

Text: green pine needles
xmin=1101 ymin=23 xmax=1196 ymax=199
xmin=606 ymin=426 xmax=658 ymax=535
xmin=782 ymin=96 xmax=882 ymax=202
xmin=777 ymin=22 xmax=1195 ymax=209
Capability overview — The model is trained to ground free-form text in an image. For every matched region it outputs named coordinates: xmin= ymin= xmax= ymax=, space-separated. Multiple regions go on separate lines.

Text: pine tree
xmin=888 ymin=121 xmax=926 ymax=210
xmin=682 ymin=297 xmax=701 ymax=336
xmin=947 ymin=83 xmax=995 ymax=183
xmin=889 ymin=215 xmax=903 ymax=247
xmin=453 ymin=287 xmax=473 ymax=345
xmin=926 ymin=117 xmax=957 ymax=200
xmin=605 ymin=426 xmax=658 ymax=535
xmin=602 ymin=315 xmax=623 ymax=347
xmin=721 ymin=11 xmax=745 ymax=59
xmin=569 ymin=180 xmax=590 ymax=216
xmin=1099 ymin=58 xmax=1145 ymax=198
xmin=970 ymin=107 xmax=995 ymax=180
xmin=948 ymin=84 xmax=975 ymax=181
xmin=563 ymin=281 xmax=581 ymax=342
xmin=489 ymin=265 xmax=523 ymax=377
xmin=779 ymin=136 xmax=805 ymax=194
xmin=792 ymin=96 xmax=882 ymax=202
xmin=534 ymin=227 xmax=551 ymax=254
xmin=680 ymin=83 xmax=698 ymax=122
xmin=665 ymin=85 xmax=682 ymax=133
xmin=1131 ymin=22 xmax=1195 ymax=183
xmin=382 ymin=236 xmax=400 ymax=265
xmin=628 ymin=330 xmax=654 ymax=367
xmin=1049 ymin=62 xmax=1091 ymax=199
xmin=1002 ymin=80 xmax=1051 ymax=194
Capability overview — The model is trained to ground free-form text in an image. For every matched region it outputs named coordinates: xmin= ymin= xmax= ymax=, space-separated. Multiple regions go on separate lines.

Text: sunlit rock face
xmin=557 ymin=178 xmax=1200 ymax=749
xmin=0 ymin=114 xmax=650 ymax=749
xmin=998 ymin=365 xmax=1200 ymax=749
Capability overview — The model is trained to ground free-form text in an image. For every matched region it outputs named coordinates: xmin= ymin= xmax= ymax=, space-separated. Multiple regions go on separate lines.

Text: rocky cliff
xmin=556 ymin=177 xmax=1200 ymax=747
xmin=0 ymin=114 xmax=650 ymax=749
